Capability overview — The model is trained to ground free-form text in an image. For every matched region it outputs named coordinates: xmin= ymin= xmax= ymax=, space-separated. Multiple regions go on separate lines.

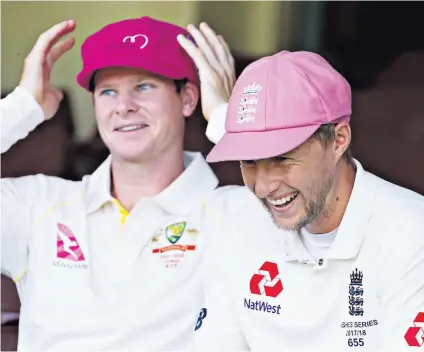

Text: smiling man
xmin=0 ymin=17 xmax=250 ymax=351
xmin=192 ymin=50 xmax=424 ymax=351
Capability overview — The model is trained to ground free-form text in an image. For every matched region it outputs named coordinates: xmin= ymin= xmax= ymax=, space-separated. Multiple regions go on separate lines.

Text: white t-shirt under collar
xmin=299 ymin=227 xmax=338 ymax=260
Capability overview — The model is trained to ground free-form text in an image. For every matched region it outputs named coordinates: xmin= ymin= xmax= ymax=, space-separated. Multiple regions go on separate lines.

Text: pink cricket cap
xmin=76 ymin=16 xmax=199 ymax=91
xmin=206 ymin=51 xmax=352 ymax=162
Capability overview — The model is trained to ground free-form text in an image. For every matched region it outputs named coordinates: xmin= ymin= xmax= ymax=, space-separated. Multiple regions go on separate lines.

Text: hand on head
xmin=177 ymin=22 xmax=235 ymax=121
xmin=19 ymin=20 xmax=76 ymax=120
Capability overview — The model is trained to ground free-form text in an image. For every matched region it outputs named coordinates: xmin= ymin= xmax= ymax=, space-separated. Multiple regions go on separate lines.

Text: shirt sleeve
xmin=0 ymin=86 xmax=44 ymax=154
xmin=1 ymin=177 xmax=34 ymax=281
xmin=377 ymin=214 xmax=424 ymax=351
xmin=0 ymin=87 xmax=46 ymax=282
xmin=205 ymin=103 xmax=228 ymax=144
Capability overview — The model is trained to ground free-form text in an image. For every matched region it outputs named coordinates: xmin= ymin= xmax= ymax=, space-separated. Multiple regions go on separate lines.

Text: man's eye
xmin=136 ymin=83 xmax=152 ymax=91
xmin=99 ymin=89 xmax=116 ymax=96
xmin=241 ymin=160 xmax=256 ymax=165
xmin=272 ymin=156 xmax=288 ymax=163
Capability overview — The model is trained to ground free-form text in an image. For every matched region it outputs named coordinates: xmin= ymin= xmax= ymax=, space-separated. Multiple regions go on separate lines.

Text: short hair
xmin=173 ymin=78 xmax=188 ymax=93
xmin=311 ymin=123 xmax=354 ymax=166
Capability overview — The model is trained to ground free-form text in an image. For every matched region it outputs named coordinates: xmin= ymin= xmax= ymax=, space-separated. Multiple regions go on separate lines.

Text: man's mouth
xmin=267 ymin=191 xmax=299 ymax=208
xmin=114 ymin=124 xmax=148 ymax=132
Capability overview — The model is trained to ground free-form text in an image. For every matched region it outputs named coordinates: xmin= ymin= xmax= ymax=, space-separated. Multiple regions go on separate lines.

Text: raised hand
xmin=177 ymin=22 xmax=236 ymax=121
xmin=19 ymin=20 xmax=76 ymax=120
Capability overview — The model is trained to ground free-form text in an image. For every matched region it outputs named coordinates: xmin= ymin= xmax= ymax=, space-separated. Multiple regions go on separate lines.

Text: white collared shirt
xmin=0 ymin=87 xmax=252 ymax=351
xmin=197 ymin=106 xmax=424 ymax=351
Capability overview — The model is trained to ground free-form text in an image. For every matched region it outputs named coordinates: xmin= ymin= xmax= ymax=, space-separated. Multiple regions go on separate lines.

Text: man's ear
xmin=181 ymin=82 xmax=199 ymax=117
xmin=333 ymin=121 xmax=352 ymax=159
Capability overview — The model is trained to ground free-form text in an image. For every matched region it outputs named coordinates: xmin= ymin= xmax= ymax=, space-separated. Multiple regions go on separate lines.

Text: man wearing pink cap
xmin=190 ymin=50 xmax=424 ymax=351
xmin=0 ymin=18 xmax=250 ymax=351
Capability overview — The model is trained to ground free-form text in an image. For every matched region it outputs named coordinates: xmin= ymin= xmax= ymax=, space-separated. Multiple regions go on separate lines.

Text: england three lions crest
xmin=237 ymin=82 xmax=262 ymax=124
xmin=348 ymin=268 xmax=364 ymax=316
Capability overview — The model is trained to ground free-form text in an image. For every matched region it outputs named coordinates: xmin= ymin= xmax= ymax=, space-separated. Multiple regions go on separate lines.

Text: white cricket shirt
xmin=0 ymin=87 xmax=250 ymax=351
xmin=196 ymin=104 xmax=424 ymax=352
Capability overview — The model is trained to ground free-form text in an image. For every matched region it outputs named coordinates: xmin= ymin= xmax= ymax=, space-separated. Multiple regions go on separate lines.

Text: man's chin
xmin=273 ymin=215 xmax=305 ymax=232
xmin=111 ymin=148 xmax=153 ymax=163
xmin=260 ymin=202 xmax=305 ymax=232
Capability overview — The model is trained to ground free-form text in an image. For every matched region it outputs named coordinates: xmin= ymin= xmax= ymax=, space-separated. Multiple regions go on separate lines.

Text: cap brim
xmin=77 ymin=55 xmax=199 ymax=91
xmin=206 ymin=125 xmax=321 ymax=163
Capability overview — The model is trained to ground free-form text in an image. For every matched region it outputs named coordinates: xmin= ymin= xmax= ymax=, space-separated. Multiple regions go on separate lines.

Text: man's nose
xmin=115 ymin=93 xmax=138 ymax=116
xmin=253 ymin=165 xmax=281 ymax=199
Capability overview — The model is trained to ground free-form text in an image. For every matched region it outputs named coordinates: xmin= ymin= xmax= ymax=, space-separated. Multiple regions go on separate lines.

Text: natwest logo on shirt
xmin=250 ymin=261 xmax=283 ymax=297
xmin=244 ymin=261 xmax=283 ymax=315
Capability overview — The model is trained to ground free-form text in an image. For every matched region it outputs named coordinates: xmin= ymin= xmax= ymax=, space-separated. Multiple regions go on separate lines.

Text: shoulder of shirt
xmin=201 ymin=185 xmax=274 ymax=243
xmin=369 ymin=171 xmax=424 ymax=215
xmin=2 ymin=173 xmax=88 ymax=206
xmin=366 ymin=171 xmax=424 ymax=241
xmin=203 ymin=184 xmax=263 ymax=214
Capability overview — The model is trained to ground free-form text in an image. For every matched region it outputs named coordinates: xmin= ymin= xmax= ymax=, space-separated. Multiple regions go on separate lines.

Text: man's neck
xmin=110 ymin=151 xmax=184 ymax=212
xmin=306 ymin=161 xmax=356 ymax=234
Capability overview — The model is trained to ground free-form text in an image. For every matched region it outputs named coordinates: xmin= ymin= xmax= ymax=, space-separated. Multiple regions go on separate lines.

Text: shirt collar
xmin=85 ymin=155 xmax=114 ymax=214
xmin=284 ymin=159 xmax=379 ymax=261
xmin=326 ymin=159 xmax=378 ymax=259
xmin=85 ymin=151 xmax=219 ymax=215
xmin=153 ymin=151 xmax=218 ymax=215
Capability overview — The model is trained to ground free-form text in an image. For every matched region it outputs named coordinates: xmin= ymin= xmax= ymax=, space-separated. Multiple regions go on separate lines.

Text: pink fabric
xmin=207 ymin=51 xmax=352 ymax=162
xmin=56 ymin=223 xmax=85 ymax=261
xmin=77 ymin=16 xmax=199 ymax=91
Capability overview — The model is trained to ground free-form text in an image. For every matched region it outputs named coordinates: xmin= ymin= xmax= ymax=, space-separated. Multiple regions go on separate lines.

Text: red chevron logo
xmin=249 ymin=261 xmax=283 ymax=298
xmin=405 ymin=312 xmax=424 ymax=347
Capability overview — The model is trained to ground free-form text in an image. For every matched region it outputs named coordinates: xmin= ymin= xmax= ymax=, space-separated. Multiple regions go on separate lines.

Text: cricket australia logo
xmin=348 ymin=268 xmax=364 ymax=316
xmin=152 ymin=221 xmax=196 ymax=257
xmin=165 ymin=222 xmax=186 ymax=244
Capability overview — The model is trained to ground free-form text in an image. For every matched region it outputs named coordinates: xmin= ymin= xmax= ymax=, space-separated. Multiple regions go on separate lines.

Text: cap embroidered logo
xmin=122 ymin=34 xmax=149 ymax=49
xmin=237 ymin=82 xmax=262 ymax=124
xmin=249 ymin=261 xmax=283 ymax=298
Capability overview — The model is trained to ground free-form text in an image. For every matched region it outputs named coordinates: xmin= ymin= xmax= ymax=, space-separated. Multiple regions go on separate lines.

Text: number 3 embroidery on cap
xmin=122 ymin=34 xmax=149 ymax=49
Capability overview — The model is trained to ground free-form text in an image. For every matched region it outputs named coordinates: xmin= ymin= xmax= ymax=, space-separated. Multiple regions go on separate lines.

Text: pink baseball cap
xmin=206 ymin=51 xmax=352 ymax=162
xmin=77 ymin=16 xmax=199 ymax=91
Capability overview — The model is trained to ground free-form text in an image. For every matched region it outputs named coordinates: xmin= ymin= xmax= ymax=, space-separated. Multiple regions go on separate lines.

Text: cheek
xmin=297 ymin=168 xmax=329 ymax=202
xmin=94 ymin=110 xmax=111 ymax=134
xmin=280 ymin=165 xmax=310 ymax=189
xmin=148 ymin=91 xmax=182 ymax=111
xmin=240 ymin=168 xmax=256 ymax=191
xmin=94 ymin=100 xmax=113 ymax=125
xmin=146 ymin=93 xmax=179 ymax=113
xmin=148 ymin=98 xmax=184 ymax=131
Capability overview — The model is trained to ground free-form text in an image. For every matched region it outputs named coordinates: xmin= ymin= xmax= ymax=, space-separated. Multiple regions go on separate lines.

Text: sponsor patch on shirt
xmin=340 ymin=268 xmax=379 ymax=348
xmin=151 ymin=221 xmax=199 ymax=268
xmin=244 ymin=261 xmax=284 ymax=315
